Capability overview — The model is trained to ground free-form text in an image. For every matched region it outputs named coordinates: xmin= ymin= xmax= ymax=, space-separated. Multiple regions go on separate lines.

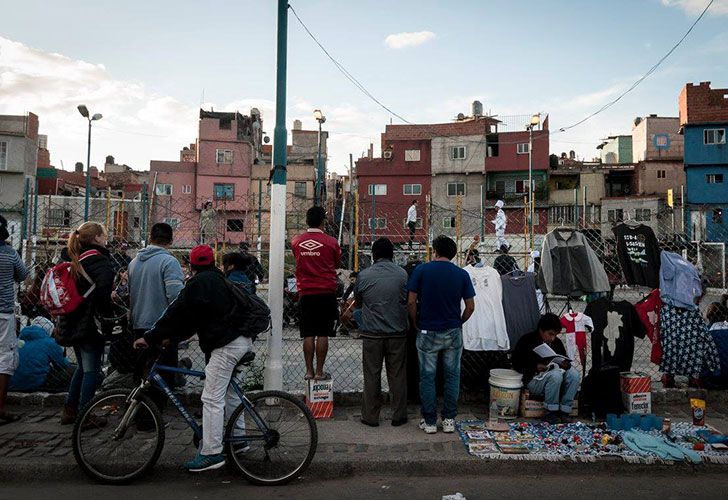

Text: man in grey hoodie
xmin=129 ymin=223 xmax=185 ymax=391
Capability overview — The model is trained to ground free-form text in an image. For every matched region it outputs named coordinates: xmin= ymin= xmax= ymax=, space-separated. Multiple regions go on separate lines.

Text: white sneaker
xmin=418 ymin=419 xmax=437 ymax=434
xmin=442 ymin=418 xmax=456 ymax=433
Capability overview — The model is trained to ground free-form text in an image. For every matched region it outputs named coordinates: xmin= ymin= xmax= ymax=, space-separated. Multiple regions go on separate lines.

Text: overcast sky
xmin=1 ymin=0 xmax=727 ymax=173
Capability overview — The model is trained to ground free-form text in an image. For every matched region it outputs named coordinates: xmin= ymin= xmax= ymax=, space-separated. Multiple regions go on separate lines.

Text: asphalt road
xmin=3 ymin=472 xmax=728 ymax=500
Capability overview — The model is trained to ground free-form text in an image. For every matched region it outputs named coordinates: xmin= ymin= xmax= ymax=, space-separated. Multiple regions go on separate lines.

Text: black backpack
xmin=225 ymin=279 xmax=271 ymax=341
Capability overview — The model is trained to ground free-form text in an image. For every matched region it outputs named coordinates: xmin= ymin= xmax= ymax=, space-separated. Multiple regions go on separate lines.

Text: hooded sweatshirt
xmin=128 ymin=245 xmax=184 ymax=331
xmin=9 ymin=322 xmax=69 ymax=392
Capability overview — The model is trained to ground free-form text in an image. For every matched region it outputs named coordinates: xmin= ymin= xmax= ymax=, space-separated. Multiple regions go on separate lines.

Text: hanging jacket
xmin=537 ymin=229 xmax=609 ymax=297
xmin=659 ymin=251 xmax=701 ymax=310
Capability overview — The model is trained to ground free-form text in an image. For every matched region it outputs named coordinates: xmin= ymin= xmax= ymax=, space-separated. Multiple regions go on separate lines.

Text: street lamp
xmin=78 ymin=104 xmax=103 ymax=221
xmin=526 ymin=113 xmax=540 ymax=250
xmin=314 ymin=109 xmax=326 ymax=206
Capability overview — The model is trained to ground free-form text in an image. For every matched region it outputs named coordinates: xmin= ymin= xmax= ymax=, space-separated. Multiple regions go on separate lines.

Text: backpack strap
xmin=77 ymin=249 xmax=101 ymax=287
xmin=79 ymin=249 xmax=101 ymax=261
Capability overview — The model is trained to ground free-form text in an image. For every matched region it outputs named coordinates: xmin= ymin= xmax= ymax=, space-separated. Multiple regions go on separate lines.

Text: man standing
xmin=406 ymin=200 xmax=418 ymax=250
xmin=292 ymin=207 xmax=341 ymax=380
xmin=408 ymin=235 xmax=475 ymax=434
xmin=492 ymin=200 xmax=508 ymax=251
xmin=355 ymin=238 xmax=409 ymax=427
xmin=0 ymin=215 xmax=29 ymax=424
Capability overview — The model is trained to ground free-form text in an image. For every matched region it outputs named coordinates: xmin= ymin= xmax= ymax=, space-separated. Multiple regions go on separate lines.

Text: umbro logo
xmin=300 ymin=239 xmax=323 ymax=251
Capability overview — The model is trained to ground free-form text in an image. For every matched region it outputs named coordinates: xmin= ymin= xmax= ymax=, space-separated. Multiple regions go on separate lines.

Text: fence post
xmin=354 ymin=191 xmax=359 ymax=271
xmin=141 ymin=183 xmax=148 ymax=243
xmin=21 ymin=177 xmax=30 ymax=248
xmin=371 ymin=192 xmax=376 ymax=246
xmin=582 ymin=185 xmax=588 ymax=227
xmin=573 ymin=188 xmax=578 ymax=229
xmin=680 ymin=184 xmax=685 ymax=234
xmin=32 ymin=178 xmax=39 ymax=236
xmin=480 ymin=184 xmax=485 ymax=240
xmin=455 ymin=195 xmax=462 ymax=266
xmin=105 ymin=187 xmax=112 ymax=235
xmin=425 ymin=194 xmax=431 ymax=261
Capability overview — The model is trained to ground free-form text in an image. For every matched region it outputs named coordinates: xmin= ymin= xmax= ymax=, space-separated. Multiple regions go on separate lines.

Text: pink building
xmin=150 ymin=109 xmax=263 ymax=246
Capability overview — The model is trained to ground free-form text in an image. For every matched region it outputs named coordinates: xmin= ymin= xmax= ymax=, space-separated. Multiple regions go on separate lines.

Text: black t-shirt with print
xmin=612 ymin=223 xmax=661 ymax=288
xmin=585 ymin=298 xmax=646 ymax=371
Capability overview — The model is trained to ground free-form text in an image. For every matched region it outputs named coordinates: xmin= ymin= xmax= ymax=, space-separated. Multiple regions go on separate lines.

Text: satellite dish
xmin=263 ymin=136 xmax=271 ymax=144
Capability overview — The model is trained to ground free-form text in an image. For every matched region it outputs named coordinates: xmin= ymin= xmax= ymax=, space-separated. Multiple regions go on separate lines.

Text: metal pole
xmin=21 ymin=177 xmax=30 ymax=246
xmin=528 ymin=125 xmax=533 ymax=250
xmin=680 ymin=184 xmax=685 ymax=234
xmin=582 ymin=185 xmax=587 ymax=227
xmin=315 ymin=121 xmax=323 ymax=206
xmin=480 ymin=184 xmax=485 ymax=240
xmin=141 ymin=183 xmax=148 ymax=243
xmin=455 ymin=195 xmax=462 ymax=266
xmin=32 ymin=177 xmax=39 ymax=236
xmin=264 ymin=0 xmax=288 ymax=392
xmin=84 ymin=119 xmax=92 ymax=221
xmin=338 ymin=190 xmax=346 ymax=244
xmin=354 ymin=191 xmax=360 ymax=271
xmin=347 ymin=153 xmax=354 ymax=270
xmin=425 ymin=194 xmax=432 ymax=261
xmin=257 ymin=178 xmax=263 ymax=249
xmin=573 ymin=188 xmax=578 ymax=229
xmin=371 ymin=192 xmax=376 ymax=246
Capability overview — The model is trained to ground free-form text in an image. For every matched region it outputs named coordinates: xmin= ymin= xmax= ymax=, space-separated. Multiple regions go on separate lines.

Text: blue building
xmin=679 ymin=82 xmax=728 ymax=243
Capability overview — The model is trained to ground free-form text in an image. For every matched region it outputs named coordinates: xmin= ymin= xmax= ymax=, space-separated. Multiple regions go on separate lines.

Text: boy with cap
xmin=134 ymin=245 xmax=253 ymax=472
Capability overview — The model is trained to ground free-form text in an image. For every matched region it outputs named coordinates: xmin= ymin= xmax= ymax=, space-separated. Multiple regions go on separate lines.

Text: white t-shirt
xmin=461 ymin=265 xmax=509 ymax=351
xmin=407 ymin=205 xmax=417 ymax=224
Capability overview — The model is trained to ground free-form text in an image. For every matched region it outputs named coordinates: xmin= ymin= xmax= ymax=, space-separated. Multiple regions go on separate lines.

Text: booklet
xmin=533 ymin=343 xmax=571 ymax=365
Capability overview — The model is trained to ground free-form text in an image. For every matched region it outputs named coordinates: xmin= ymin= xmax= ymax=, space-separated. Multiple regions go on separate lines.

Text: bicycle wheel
xmin=224 ymin=390 xmax=317 ymax=486
xmin=72 ymin=389 xmax=165 ymax=484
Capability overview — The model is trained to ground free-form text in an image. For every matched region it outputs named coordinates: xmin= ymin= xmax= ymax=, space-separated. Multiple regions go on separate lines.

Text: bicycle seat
xmin=235 ymin=351 xmax=256 ymax=369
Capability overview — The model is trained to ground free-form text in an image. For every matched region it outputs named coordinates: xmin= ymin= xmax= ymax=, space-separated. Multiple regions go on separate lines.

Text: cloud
xmin=559 ymin=82 xmax=630 ymax=110
xmin=661 ymin=0 xmax=728 ymax=16
xmin=384 ymin=31 xmax=436 ymax=49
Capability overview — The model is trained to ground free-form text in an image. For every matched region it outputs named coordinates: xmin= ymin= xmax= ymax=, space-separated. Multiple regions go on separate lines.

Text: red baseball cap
xmin=189 ymin=245 xmax=215 ymax=266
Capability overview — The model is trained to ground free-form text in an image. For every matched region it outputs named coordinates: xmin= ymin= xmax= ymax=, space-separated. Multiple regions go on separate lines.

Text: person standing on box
xmin=292 ymin=207 xmax=342 ymax=381
xmin=355 ymin=238 xmax=409 ymax=427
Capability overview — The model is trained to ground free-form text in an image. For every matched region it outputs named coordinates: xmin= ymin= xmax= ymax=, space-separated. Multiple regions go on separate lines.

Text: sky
xmin=1 ymin=0 xmax=727 ymax=174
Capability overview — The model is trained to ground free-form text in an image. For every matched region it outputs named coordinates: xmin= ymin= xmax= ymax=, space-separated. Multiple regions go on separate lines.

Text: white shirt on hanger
xmin=462 ymin=265 xmax=509 ymax=351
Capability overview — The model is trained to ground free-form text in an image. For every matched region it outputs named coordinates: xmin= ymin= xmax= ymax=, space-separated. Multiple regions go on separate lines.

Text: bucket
xmin=489 ymin=369 xmax=523 ymax=419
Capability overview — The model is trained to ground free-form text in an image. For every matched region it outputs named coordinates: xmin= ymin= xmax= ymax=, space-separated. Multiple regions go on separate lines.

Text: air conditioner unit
xmin=383 ymin=150 xmax=393 ymax=159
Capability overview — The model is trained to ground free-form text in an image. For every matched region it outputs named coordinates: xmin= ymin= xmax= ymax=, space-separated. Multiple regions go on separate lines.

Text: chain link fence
xmin=4 ymin=188 xmax=728 ymax=397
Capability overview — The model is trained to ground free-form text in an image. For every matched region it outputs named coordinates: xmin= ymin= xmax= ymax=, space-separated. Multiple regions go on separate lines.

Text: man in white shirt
xmin=406 ymin=200 xmax=418 ymax=250
xmin=492 ymin=200 xmax=508 ymax=251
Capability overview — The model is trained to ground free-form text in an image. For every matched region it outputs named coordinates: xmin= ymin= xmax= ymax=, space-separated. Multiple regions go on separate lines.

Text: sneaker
xmin=418 ymin=419 xmax=437 ymax=434
xmin=184 ymin=453 xmax=226 ymax=472
xmin=442 ymin=418 xmax=456 ymax=433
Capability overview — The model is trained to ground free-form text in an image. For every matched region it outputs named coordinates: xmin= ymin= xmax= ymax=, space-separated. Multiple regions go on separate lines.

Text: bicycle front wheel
xmin=225 ymin=390 xmax=317 ymax=486
xmin=72 ymin=389 xmax=165 ymax=484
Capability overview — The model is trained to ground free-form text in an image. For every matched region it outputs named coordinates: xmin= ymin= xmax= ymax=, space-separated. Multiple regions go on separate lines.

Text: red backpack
xmin=40 ymin=250 xmax=101 ymax=316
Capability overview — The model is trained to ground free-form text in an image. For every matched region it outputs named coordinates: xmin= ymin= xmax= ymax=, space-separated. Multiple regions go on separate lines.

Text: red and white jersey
xmin=560 ymin=312 xmax=594 ymax=366
xmin=291 ymin=229 xmax=341 ymax=296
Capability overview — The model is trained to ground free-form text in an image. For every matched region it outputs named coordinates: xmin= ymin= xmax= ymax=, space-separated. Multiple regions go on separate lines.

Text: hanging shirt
xmin=585 ymin=298 xmax=646 ymax=372
xmin=560 ymin=312 xmax=594 ymax=367
xmin=461 ymin=265 xmax=509 ymax=351
xmin=500 ymin=273 xmax=540 ymax=349
xmin=612 ymin=223 xmax=661 ymax=288
xmin=406 ymin=205 xmax=417 ymax=224
xmin=659 ymin=251 xmax=701 ymax=310
xmin=634 ymin=289 xmax=663 ymax=365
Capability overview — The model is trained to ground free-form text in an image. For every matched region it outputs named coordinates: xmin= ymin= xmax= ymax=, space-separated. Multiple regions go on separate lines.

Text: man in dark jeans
xmin=355 ymin=238 xmax=409 ymax=427
xmin=408 ymin=235 xmax=475 ymax=434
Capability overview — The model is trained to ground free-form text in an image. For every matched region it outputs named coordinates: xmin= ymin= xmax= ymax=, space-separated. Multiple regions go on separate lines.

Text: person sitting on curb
xmin=10 ymin=317 xmax=73 ymax=393
xmin=512 ymin=313 xmax=580 ymax=424
xmin=134 ymin=245 xmax=254 ymax=473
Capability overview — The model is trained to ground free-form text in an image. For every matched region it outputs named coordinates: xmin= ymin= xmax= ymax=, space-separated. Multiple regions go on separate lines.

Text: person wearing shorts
xmin=292 ymin=207 xmax=341 ymax=381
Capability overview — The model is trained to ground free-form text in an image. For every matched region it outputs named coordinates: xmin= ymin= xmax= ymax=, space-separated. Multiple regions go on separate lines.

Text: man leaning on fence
xmin=355 ymin=237 xmax=409 ymax=427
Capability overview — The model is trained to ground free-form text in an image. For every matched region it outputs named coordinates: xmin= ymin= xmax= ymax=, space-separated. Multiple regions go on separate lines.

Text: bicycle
xmin=72 ymin=350 xmax=318 ymax=485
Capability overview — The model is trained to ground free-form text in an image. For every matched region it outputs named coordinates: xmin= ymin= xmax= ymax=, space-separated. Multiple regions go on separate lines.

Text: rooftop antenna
xmin=201 ymin=88 xmax=205 ymax=107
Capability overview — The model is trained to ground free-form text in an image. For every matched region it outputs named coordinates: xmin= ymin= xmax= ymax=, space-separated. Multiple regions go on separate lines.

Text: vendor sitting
xmin=512 ymin=313 xmax=580 ymax=424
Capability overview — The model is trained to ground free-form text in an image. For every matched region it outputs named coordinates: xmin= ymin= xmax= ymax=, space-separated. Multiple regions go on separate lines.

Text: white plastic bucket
xmin=489 ymin=369 xmax=523 ymax=419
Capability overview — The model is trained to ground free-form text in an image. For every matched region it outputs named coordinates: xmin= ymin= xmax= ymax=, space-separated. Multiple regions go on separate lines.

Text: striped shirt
xmin=0 ymin=242 xmax=29 ymax=313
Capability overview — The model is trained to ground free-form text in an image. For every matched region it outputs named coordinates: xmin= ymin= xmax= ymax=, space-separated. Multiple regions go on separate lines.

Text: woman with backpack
xmin=57 ymin=222 xmax=115 ymax=425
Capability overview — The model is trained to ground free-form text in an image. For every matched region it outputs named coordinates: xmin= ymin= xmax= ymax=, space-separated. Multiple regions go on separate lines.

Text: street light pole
xmin=314 ymin=109 xmax=326 ymax=206
xmin=78 ymin=105 xmax=102 ymax=222
xmin=526 ymin=113 xmax=540 ymax=251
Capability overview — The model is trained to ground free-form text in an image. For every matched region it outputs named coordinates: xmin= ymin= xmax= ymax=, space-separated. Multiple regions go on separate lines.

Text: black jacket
xmin=512 ymin=330 xmax=567 ymax=384
xmin=57 ymin=244 xmax=115 ymax=346
xmin=144 ymin=267 xmax=242 ymax=354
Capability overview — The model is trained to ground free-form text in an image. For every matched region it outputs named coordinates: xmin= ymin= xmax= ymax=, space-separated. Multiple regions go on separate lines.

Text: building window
xmin=0 ymin=141 xmax=7 ymax=171
xmin=216 ymin=149 xmax=234 ymax=164
xmin=155 ymin=184 xmax=172 ymax=195
xmin=367 ymin=218 xmax=387 ymax=229
xmin=404 ymin=149 xmax=421 ymax=162
xmin=219 ymin=118 xmax=232 ymax=130
xmin=451 ymin=146 xmax=467 ymax=160
xmin=402 ymin=217 xmax=423 ymax=229
xmin=514 ymin=180 xmax=527 ymax=194
xmin=403 ymin=184 xmax=422 ymax=195
xmin=712 ymin=208 xmax=723 ymax=225
xmin=635 ymin=208 xmax=651 ymax=221
xmin=294 ymin=181 xmax=307 ymax=198
xmin=494 ymin=180 xmax=506 ymax=194
xmin=163 ymin=217 xmax=179 ymax=229
xmin=213 ymin=183 xmax=235 ymax=200
xmin=517 ymin=143 xmax=529 ymax=155
xmin=182 ymin=184 xmax=192 ymax=194
xmin=47 ymin=208 xmax=71 ymax=227
xmin=368 ymin=184 xmax=387 ymax=196
xmin=704 ymin=128 xmax=726 ymax=145
xmin=607 ymin=209 xmax=624 ymax=223
xmin=447 ymin=182 xmax=466 ymax=196
xmin=656 ymin=170 xmax=666 ymax=179
xmin=286 ymin=213 xmax=306 ymax=229
xmin=227 ymin=219 xmax=244 ymax=232
xmin=133 ymin=216 xmax=140 ymax=228
xmin=706 ymin=174 xmax=724 ymax=184
xmin=442 ymin=216 xmax=456 ymax=229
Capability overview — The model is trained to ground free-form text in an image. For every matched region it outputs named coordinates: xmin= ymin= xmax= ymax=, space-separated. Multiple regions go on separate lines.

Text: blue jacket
xmin=659 ymin=251 xmax=701 ymax=310
xmin=129 ymin=245 xmax=185 ymax=331
xmin=227 ymin=270 xmax=254 ymax=295
xmin=9 ymin=325 xmax=70 ymax=392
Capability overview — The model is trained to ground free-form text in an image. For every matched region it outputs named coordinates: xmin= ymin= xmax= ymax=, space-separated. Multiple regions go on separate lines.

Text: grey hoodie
xmin=128 ymin=245 xmax=185 ymax=331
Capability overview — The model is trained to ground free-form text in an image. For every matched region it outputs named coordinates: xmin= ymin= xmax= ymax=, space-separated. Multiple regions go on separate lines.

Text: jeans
xmin=65 ymin=343 xmax=105 ymax=411
xmin=527 ymin=367 xmax=581 ymax=413
xmin=200 ymin=336 xmax=253 ymax=456
xmin=416 ymin=328 xmax=462 ymax=425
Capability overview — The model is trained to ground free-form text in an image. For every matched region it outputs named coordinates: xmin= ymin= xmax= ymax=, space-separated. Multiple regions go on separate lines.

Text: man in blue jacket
xmin=10 ymin=317 xmax=73 ymax=392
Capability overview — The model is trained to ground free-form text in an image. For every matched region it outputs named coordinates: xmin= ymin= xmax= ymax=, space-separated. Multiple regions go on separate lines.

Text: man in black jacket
xmin=134 ymin=245 xmax=253 ymax=473
xmin=512 ymin=313 xmax=580 ymax=424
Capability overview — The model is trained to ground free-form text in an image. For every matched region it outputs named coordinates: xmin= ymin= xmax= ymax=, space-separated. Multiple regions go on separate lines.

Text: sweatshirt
xmin=9 ymin=325 xmax=70 ymax=392
xmin=128 ymin=245 xmax=184 ymax=331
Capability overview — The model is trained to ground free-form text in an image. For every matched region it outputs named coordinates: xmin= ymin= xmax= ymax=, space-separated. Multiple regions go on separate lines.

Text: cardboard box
xmin=519 ymin=390 xmax=578 ymax=418
xmin=623 ymin=391 xmax=651 ymax=414
xmin=620 ymin=372 xmax=652 ymax=394
xmin=305 ymin=379 xmax=333 ymax=419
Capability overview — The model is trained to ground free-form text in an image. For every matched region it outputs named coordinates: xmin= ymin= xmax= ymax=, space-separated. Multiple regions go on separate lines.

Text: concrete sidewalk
xmin=2 ymin=401 xmax=728 ymax=482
